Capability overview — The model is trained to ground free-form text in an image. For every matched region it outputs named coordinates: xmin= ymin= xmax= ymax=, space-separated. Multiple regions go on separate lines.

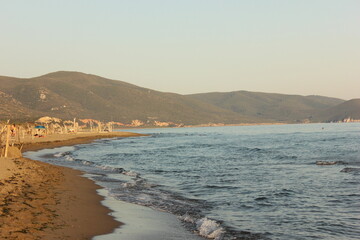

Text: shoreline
xmin=118 ymin=121 xmax=336 ymax=131
xmin=21 ymin=131 xmax=147 ymax=152
xmin=0 ymin=131 xmax=145 ymax=239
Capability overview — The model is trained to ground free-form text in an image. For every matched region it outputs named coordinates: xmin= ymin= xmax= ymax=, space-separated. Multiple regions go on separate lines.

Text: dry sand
xmin=0 ymin=131 xmax=145 ymax=240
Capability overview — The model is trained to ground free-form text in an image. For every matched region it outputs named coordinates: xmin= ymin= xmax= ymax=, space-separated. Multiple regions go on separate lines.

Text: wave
xmin=51 ymin=150 xmax=269 ymax=240
xmin=179 ymin=214 xmax=225 ymax=240
xmin=340 ymin=167 xmax=360 ymax=174
xmin=53 ymin=151 xmax=125 ymax=173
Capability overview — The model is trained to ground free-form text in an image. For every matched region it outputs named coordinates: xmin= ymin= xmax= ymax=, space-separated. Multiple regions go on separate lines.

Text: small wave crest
xmin=180 ymin=214 xmax=224 ymax=240
xmin=340 ymin=167 xmax=360 ymax=173
xmin=196 ymin=218 xmax=225 ymax=240
xmin=54 ymin=152 xmax=65 ymax=158
xmin=123 ymin=170 xmax=140 ymax=178
xmin=120 ymin=178 xmax=154 ymax=189
xmin=53 ymin=151 xmax=125 ymax=174
xmin=51 ymin=150 xmax=264 ymax=240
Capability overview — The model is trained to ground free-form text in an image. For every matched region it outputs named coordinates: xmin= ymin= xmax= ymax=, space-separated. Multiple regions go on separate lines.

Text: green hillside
xmin=0 ymin=71 xmax=357 ymax=125
xmin=0 ymin=71 xmax=251 ymax=124
xmin=188 ymin=91 xmax=345 ymax=122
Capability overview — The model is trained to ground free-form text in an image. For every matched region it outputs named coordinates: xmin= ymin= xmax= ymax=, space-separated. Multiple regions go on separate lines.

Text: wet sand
xmin=94 ymin=189 xmax=204 ymax=240
xmin=0 ymin=131 xmax=145 ymax=240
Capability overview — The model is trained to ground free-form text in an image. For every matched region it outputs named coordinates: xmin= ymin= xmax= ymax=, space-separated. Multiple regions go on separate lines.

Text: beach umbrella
xmin=35 ymin=125 xmax=46 ymax=129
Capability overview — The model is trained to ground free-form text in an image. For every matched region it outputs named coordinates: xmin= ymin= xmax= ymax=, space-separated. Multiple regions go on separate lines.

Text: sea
xmin=24 ymin=123 xmax=360 ymax=240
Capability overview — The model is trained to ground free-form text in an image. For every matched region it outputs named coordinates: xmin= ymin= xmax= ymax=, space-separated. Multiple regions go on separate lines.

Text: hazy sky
xmin=1 ymin=1 xmax=359 ymax=99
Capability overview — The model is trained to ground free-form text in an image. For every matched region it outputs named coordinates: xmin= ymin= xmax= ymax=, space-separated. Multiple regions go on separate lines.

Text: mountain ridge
xmin=187 ymin=91 xmax=345 ymax=122
xmin=0 ymin=71 xmax=358 ymax=124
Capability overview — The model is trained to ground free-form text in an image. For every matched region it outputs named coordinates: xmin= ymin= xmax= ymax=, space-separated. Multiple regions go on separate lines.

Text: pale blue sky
xmin=1 ymin=0 xmax=359 ymax=99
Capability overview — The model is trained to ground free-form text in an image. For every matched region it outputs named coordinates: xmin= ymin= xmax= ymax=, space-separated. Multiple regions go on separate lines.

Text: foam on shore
xmin=94 ymin=188 xmax=204 ymax=240
xmin=23 ymin=141 xmax=208 ymax=240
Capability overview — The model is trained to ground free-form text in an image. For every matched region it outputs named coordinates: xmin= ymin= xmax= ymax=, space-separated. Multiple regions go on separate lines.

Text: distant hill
xmin=188 ymin=91 xmax=345 ymax=122
xmin=0 ymin=71 xmax=357 ymax=125
xmin=312 ymin=99 xmax=360 ymax=122
xmin=0 ymin=71 xmax=251 ymax=124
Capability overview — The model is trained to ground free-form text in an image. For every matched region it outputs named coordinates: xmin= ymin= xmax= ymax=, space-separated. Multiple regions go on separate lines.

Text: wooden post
xmin=31 ymin=127 xmax=35 ymax=140
xmin=0 ymin=126 xmax=3 ymax=157
xmin=4 ymin=125 xmax=10 ymax=158
xmin=21 ymin=127 xmax=25 ymax=140
xmin=17 ymin=126 xmax=21 ymax=144
xmin=73 ymin=118 xmax=76 ymax=133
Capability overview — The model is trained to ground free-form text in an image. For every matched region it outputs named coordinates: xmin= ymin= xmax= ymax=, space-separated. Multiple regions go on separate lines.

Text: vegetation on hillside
xmin=0 ymin=71 xmax=358 ymax=124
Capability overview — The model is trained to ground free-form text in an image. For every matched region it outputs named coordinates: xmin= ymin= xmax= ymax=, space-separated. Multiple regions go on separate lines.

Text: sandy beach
xmin=0 ymin=131 xmax=144 ymax=240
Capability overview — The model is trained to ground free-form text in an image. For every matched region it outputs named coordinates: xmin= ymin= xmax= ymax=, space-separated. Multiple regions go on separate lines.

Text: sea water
xmin=25 ymin=123 xmax=360 ymax=240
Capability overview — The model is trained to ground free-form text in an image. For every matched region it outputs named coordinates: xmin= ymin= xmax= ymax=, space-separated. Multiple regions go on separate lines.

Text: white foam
xmin=94 ymin=188 xmax=204 ymax=240
xmin=121 ymin=178 xmax=151 ymax=189
xmin=196 ymin=217 xmax=224 ymax=240
xmin=136 ymin=193 xmax=153 ymax=202
xmin=64 ymin=155 xmax=75 ymax=161
xmin=124 ymin=170 xmax=139 ymax=177
xmin=99 ymin=165 xmax=114 ymax=171
xmin=122 ymin=182 xmax=136 ymax=188
xmin=82 ymin=160 xmax=93 ymax=165
xmin=54 ymin=152 xmax=63 ymax=157
xmin=179 ymin=212 xmax=196 ymax=223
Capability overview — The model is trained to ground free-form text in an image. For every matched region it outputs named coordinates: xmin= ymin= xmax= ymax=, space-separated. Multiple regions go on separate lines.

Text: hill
xmin=0 ymin=71 xmax=356 ymax=125
xmin=0 ymin=71 xmax=251 ymax=124
xmin=187 ymin=91 xmax=345 ymax=122
xmin=312 ymin=99 xmax=360 ymax=122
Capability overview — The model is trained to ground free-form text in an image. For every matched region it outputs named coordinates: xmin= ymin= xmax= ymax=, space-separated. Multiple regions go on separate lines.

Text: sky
xmin=1 ymin=0 xmax=359 ymax=100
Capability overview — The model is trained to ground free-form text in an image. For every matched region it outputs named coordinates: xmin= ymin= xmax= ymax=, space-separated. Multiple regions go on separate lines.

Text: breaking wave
xmin=27 ymin=123 xmax=360 ymax=240
xmin=49 ymin=149 xmax=268 ymax=240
